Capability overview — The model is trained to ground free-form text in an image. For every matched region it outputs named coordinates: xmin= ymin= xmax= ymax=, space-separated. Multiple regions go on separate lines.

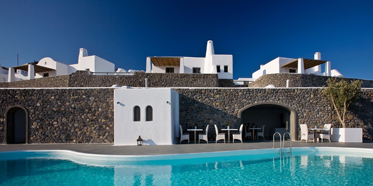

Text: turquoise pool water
xmin=1 ymin=148 xmax=373 ymax=185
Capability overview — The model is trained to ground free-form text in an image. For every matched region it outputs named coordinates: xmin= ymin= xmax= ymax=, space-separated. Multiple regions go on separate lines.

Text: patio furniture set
xmin=300 ymin=123 xmax=332 ymax=143
xmin=179 ymin=124 xmax=266 ymax=144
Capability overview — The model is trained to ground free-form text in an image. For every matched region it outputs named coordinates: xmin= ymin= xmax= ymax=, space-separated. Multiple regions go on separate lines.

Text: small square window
xmin=166 ymin=67 xmax=174 ymax=73
xmin=289 ymin=69 xmax=296 ymax=73
xmin=193 ymin=67 xmax=201 ymax=73
xmin=224 ymin=65 xmax=228 ymax=72
xmin=217 ymin=65 xmax=220 ymax=73
xmin=43 ymin=73 xmax=49 ymax=77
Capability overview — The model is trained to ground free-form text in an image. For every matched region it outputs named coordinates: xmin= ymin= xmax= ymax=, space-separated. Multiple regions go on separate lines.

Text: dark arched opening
xmin=5 ymin=106 xmax=28 ymax=144
xmin=238 ymin=103 xmax=298 ymax=141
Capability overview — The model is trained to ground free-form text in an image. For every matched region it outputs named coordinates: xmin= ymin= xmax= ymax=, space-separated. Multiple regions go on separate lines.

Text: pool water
xmin=1 ymin=149 xmax=373 ymax=185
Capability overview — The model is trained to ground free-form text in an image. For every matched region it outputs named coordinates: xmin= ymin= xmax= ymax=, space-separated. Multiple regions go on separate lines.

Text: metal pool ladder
xmin=273 ymin=132 xmax=282 ymax=156
xmin=282 ymin=132 xmax=292 ymax=155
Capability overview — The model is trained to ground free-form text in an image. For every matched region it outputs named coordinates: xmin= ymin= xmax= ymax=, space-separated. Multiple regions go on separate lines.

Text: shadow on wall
xmin=144 ymin=139 xmax=157 ymax=145
xmin=178 ymin=94 xmax=241 ymax=141
xmin=345 ymin=95 xmax=373 ymax=140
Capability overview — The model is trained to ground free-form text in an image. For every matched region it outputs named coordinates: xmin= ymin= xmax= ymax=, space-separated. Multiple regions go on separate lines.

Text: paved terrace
xmin=1 ymin=141 xmax=373 ymax=155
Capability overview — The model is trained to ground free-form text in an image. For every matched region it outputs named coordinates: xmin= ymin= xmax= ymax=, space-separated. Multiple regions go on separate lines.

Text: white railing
xmin=91 ymin=72 xmax=135 ymax=76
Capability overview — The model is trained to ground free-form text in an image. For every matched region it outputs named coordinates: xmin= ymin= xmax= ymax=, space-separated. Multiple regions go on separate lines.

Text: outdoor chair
xmin=300 ymin=124 xmax=314 ymax=142
xmin=319 ymin=124 xmax=332 ymax=142
xmin=198 ymin=125 xmax=209 ymax=143
xmin=257 ymin=125 xmax=266 ymax=141
xmin=233 ymin=124 xmax=244 ymax=143
xmin=244 ymin=125 xmax=252 ymax=140
xmin=179 ymin=125 xmax=190 ymax=143
xmin=214 ymin=124 xmax=226 ymax=143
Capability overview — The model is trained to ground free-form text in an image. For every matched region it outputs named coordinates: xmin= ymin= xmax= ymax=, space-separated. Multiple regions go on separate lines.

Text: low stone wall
xmin=68 ymin=71 xmax=219 ymax=87
xmin=1 ymin=71 xmax=220 ymax=88
xmin=0 ymin=88 xmax=114 ymax=143
xmin=248 ymin=74 xmax=373 ymax=88
xmin=0 ymin=75 xmax=69 ymax=88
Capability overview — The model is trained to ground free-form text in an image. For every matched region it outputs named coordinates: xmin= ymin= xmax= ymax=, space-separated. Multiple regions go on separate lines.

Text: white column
xmin=297 ymin=58 xmax=304 ymax=74
xmin=146 ymin=57 xmax=151 ymax=73
xmin=8 ymin=67 xmax=15 ymax=82
xmin=179 ymin=58 xmax=184 ymax=73
xmin=28 ymin=64 xmax=35 ymax=80
xmin=286 ymin=79 xmax=290 ymax=88
xmin=325 ymin=61 xmax=331 ymax=76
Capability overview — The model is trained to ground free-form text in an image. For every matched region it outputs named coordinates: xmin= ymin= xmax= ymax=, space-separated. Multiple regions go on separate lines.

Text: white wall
xmin=152 ymin=65 xmax=180 ymax=73
xmin=114 ymin=88 xmax=179 ymax=146
xmin=35 ymin=57 xmax=69 ymax=78
xmin=0 ymin=64 xmax=8 ymax=82
xmin=252 ymin=58 xmax=281 ymax=79
xmin=212 ymin=55 xmax=233 ymax=79
xmin=183 ymin=57 xmax=205 ymax=73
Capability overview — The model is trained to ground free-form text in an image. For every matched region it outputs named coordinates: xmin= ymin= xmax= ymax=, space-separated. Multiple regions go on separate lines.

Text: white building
xmin=7 ymin=48 xmax=115 ymax=82
xmin=0 ymin=64 xmax=8 ymax=82
xmin=251 ymin=52 xmax=343 ymax=80
xmin=146 ymin=40 xmax=233 ymax=79
xmin=114 ymin=87 xmax=179 ymax=146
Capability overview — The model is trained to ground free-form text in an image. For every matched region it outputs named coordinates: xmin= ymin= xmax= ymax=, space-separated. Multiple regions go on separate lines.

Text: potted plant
xmin=323 ymin=78 xmax=363 ymax=142
xmin=194 ymin=122 xmax=197 ymax=129
xmin=313 ymin=121 xmax=318 ymax=129
xmin=227 ymin=121 xmax=231 ymax=129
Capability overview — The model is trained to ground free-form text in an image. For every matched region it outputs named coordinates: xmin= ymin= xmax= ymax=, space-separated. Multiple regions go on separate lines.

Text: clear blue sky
xmin=1 ymin=0 xmax=372 ymax=80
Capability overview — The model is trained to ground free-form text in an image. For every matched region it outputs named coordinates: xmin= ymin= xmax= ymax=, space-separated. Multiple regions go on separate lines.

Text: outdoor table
xmin=221 ymin=128 xmax=238 ymax=143
xmin=187 ymin=128 xmax=203 ymax=144
xmin=310 ymin=128 xmax=327 ymax=143
xmin=249 ymin=128 xmax=261 ymax=141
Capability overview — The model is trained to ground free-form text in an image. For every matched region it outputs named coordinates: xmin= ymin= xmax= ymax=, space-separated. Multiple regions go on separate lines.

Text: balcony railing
xmin=91 ymin=72 xmax=135 ymax=76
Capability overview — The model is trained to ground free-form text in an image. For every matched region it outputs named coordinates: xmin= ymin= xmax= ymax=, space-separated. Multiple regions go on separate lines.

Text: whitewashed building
xmin=146 ymin=40 xmax=233 ymax=79
xmin=114 ymin=87 xmax=179 ymax=146
xmin=251 ymin=52 xmax=343 ymax=80
xmin=7 ymin=48 xmax=115 ymax=82
xmin=0 ymin=64 xmax=8 ymax=82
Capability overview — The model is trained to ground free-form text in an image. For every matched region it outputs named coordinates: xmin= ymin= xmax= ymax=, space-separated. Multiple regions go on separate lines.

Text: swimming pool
xmin=1 ymin=147 xmax=373 ymax=185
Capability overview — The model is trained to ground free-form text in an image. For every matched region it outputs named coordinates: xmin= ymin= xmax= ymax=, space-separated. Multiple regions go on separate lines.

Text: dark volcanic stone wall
xmin=248 ymin=74 xmax=373 ymax=88
xmin=1 ymin=87 xmax=372 ymax=144
xmin=0 ymin=88 xmax=114 ymax=143
xmin=1 ymin=71 xmax=219 ymax=88
xmin=175 ymin=88 xmax=373 ymax=140
xmin=0 ymin=75 xmax=69 ymax=88
xmin=68 ymin=71 xmax=219 ymax=87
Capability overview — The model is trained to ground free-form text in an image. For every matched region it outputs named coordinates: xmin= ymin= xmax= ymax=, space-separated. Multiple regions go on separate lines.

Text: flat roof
xmin=150 ymin=57 xmax=180 ymax=66
xmin=281 ymin=58 xmax=327 ymax=69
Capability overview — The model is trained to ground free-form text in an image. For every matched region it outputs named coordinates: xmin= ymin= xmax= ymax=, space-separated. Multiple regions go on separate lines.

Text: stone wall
xmin=1 ymin=87 xmax=372 ymax=144
xmin=175 ymin=88 xmax=373 ymax=140
xmin=0 ymin=88 xmax=114 ymax=143
xmin=248 ymin=74 xmax=373 ymax=88
xmin=1 ymin=71 xmax=219 ymax=88
xmin=0 ymin=75 xmax=70 ymax=88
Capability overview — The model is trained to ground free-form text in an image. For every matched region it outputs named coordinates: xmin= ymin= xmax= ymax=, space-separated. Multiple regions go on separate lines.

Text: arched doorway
xmin=238 ymin=103 xmax=298 ymax=141
xmin=5 ymin=106 xmax=28 ymax=144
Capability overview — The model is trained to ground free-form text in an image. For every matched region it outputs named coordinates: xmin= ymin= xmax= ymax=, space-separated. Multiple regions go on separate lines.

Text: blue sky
xmin=0 ymin=0 xmax=372 ymax=80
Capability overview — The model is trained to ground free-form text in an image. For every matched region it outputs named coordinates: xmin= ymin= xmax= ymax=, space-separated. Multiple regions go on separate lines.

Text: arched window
xmin=134 ymin=106 xmax=140 ymax=121
xmin=146 ymin=106 xmax=153 ymax=121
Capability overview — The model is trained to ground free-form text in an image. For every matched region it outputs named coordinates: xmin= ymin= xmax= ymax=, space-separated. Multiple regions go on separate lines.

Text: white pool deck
xmin=1 ymin=141 xmax=373 ymax=155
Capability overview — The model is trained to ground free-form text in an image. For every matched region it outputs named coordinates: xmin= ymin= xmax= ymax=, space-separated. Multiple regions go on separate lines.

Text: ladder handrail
xmin=283 ymin=132 xmax=292 ymax=155
xmin=273 ymin=132 xmax=282 ymax=156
